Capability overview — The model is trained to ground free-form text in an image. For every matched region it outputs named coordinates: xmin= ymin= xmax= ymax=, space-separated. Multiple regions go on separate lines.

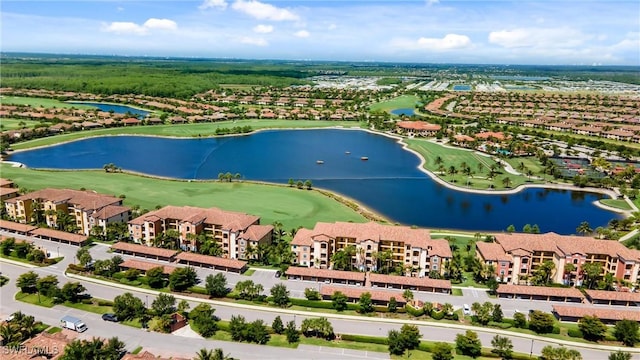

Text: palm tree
xmin=441 ymin=303 xmax=454 ymax=315
xmin=0 ymin=323 xmax=22 ymax=347
xmin=576 ymin=221 xmax=593 ymax=236
xmin=195 ymin=348 xmax=215 ymax=360
xmin=448 ymin=165 xmax=457 ymax=179
xmin=501 ymin=177 xmax=512 ymax=188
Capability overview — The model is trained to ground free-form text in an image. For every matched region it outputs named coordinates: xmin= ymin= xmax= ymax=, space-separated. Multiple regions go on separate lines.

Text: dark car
xmin=101 ymin=313 xmax=118 ymax=322
xmin=274 ymin=271 xmax=281 ymax=278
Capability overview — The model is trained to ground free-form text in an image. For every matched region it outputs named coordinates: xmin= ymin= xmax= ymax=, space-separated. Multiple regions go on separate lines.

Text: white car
xmin=463 ymin=304 xmax=471 ymax=315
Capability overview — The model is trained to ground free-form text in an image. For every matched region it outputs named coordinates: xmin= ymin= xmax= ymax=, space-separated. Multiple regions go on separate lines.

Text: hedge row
xmin=340 ymin=334 xmax=388 ymax=345
xmin=289 ymin=298 xmax=358 ymax=311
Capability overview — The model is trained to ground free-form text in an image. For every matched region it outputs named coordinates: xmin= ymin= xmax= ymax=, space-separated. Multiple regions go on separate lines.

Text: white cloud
xmin=294 ymin=30 xmax=310 ymax=38
xmin=102 ymin=22 xmax=147 ymax=35
xmin=328 ymin=23 xmax=337 ymax=31
xmin=239 ymin=36 xmax=268 ymax=46
xmin=232 ymin=0 xmax=299 ymax=21
xmin=103 ymin=18 xmax=178 ymax=35
xmin=143 ymin=18 xmax=178 ymax=31
xmin=116 ymin=6 xmax=124 ymax=12
xmin=488 ymin=27 xmax=585 ymax=49
xmin=417 ymin=34 xmax=471 ymax=50
xmin=253 ymin=24 xmax=273 ymax=33
xmin=426 ymin=0 xmax=439 ymax=5
xmin=199 ymin=0 xmax=228 ymax=10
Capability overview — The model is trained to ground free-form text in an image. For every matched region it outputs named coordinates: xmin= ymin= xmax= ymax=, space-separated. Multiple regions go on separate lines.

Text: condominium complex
xmin=476 ymin=232 xmax=640 ymax=285
xmin=290 ymin=221 xmax=452 ymax=277
xmin=128 ymin=205 xmax=273 ymax=260
xmin=4 ymin=188 xmax=130 ymax=236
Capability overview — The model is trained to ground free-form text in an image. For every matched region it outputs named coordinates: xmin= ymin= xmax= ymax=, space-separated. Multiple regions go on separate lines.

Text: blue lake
xmin=9 ymin=129 xmax=620 ymax=233
xmin=67 ymin=102 xmax=149 ymax=118
xmin=390 ymin=108 xmax=415 ymax=116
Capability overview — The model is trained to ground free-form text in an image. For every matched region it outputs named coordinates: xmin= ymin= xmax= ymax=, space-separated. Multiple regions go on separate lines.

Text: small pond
xmin=66 ymin=102 xmax=149 ymax=118
xmin=390 ymin=108 xmax=415 ymax=116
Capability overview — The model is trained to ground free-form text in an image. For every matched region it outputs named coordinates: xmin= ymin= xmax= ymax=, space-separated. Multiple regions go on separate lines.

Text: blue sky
xmin=2 ymin=0 xmax=639 ymax=65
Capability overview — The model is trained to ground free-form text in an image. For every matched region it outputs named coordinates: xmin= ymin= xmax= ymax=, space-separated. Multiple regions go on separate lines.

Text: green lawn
xmin=505 ymin=156 xmax=544 ymax=176
xmin=243 ymin=269 xmax=256 ymax=276
xmin=1 ymin=96 xmax=95 ymax=109
xmin=1 ymin=118 xmax=49 ymax=130
xmin=64 ymin=300 xmax=113 ymax=314
xmin=0 ymin=165 xmax=366 ymax=230
xmin=15 ymin=291 xmax=55 ymax=308
xmin=600 ymin=199 xmax=632 ymax=211
xmin=369 ymin=95 xmax=421 ymax=113
xmin=405 ymin=139 xmax=541 ymax=190
xmin=10 ymin=119 xmax=365 ymax=150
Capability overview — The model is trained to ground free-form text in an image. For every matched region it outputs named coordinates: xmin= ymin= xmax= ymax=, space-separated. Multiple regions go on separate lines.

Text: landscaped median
xmin=60 ymin=270 xmax=640 ymax=354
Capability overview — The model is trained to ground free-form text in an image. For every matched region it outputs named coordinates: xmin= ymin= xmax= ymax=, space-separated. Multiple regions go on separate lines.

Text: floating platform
xmin=316 ymin=160 xmax=324 ymax=164
xmin=361 ymin=157 xmax=368 ymax=161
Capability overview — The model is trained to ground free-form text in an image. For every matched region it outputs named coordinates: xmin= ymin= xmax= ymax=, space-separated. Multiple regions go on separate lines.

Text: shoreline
xmin=4 ymin=125 xmax=626 ymax=221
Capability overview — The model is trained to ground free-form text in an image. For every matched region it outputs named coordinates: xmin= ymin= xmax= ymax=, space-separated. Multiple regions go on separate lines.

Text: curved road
xmin=1 ymin=235 xmax=637 ymax=359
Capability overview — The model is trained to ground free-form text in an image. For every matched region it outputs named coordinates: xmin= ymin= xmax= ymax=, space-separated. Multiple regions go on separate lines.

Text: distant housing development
xmin=128 ymin=205 xmax=273 ymax=260
xmin=4 ymin=187 xmax=130 ymax=236
xmin=476 ymin=232 xmax=640 ymax=285
xmin=291 ymin=221 xmax=451 ymax=277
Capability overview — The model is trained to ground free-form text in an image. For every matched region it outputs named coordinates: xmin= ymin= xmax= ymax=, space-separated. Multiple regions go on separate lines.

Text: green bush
xmin=431 ymin=310 xmax=445 ymax=320
xmin=567 ymin=328 xmax=583 ymax=338
xmin=187 ymin=286 xmax=208 ymax=295
xmin=97 ymin=299 xmax=114 ymax=306
xmin=405 ymin=304 xmax=425 ymax=317
xmin=373 ymin=306 xmax=388 ymax=313
xmin=81 ymin=298 xmax=93 ymax=304
xmin=417 ymin=342 xmax=432 ymax=352
xmin=67 ymin=264 xmax=86 ymax=272
xmin=488 ymin=321 xmax=512 ymax=329
xmin=340 ymin=334 xmax=388 ymax=345
xmin=112 ymin=272 xmax=124 ymax=279
xmin=552 ymin=326 xmax=561 ymax=334
xmin=119 ymin=278 xmax=141 ymax=286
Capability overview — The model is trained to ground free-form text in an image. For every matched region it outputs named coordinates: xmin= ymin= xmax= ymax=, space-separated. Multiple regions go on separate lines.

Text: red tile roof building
xmin=291 ymin=221 xmax=451 ymax=277
xmin=396 ymin=121 xmax=441 ymax=137
xmin=128 ymin=205 xmax=272 ymax=260
xmin=475 ymin=232 xmax=640 ymax=285
xmin=4 ymin=188 xmax=130 ymax=236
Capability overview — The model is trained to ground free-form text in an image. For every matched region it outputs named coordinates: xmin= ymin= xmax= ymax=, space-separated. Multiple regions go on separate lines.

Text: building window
xmin=432 ymin=258 xmax=438 ymax=263
xmin=573 ymin=259 xmax=578 ymax=264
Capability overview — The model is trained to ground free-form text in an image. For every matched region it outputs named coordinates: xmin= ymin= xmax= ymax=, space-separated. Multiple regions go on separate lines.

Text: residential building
xmin=128 ymin=205 xmax=272 ymax=260
xmin=290 ymin=221 xmax=451 ymax=277
xmin=4 ymin=188 xmax=130 ymax=236
xmin=396 ymin=121 xmax=441 ymax=137
xmin=0 ymin=178 xmax=19 ymax=201
xmin=475 ymin=232 xmax=640 ymax=285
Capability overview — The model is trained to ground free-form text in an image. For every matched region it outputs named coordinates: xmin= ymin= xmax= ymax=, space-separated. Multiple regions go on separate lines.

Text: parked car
xmin=463 ymin=304 xmax=471 ymax=315
xmin=274 ymin=271 xmax=281 ymax=278
xmin=101 ymin=313 xmax=118 ymax=322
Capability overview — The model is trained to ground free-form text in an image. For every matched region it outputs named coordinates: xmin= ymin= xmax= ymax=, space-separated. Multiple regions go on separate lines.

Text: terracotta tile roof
xmin=493 ymin=232 xmax=640 ymax=261
xmin=111 ymin=242 xmax=178 ymax=258
xmin=291 ymin=228 xmax=314 ymax=246
xmin=130 ymin=206 xmax=259 ymax=232
xmin=397 ymin=121 xmax=441 ymax=131
xmin=0 ymin=219 xmax=38 ymax=233
xmin=320 ymin=284 xmax=406 ymax=303
xmin=292 ymin=222 xmax=450 ymax=256
xmin=121 ymin=350 xmax=184 ymax=360
xmin=553 ymin=305 xmax=640 ymax=322
xmin=0 ymin=178 xmax=14 ymax=187
xmin=286 ymin=266 xmax=366 ymax=282
xmin=31 ymin=228 xmax=88 ymax=244
xmin=91 ymin=204 xmax=130 ymax=220
xmin=584 ymin=289 xmax=640 ymax=303
xmin=476 ymin=241 xmax=512 ymax=262
xmin=497 ymin=284 xmax=584 ymax=299
xmin=2 ymin=332 xmax=74 ymax=359
xmin=0 ymin=187 xmax=20 ymax=197
xmin=175 ymin=252 xmax=247 ymax=270
xmin=120 ymin=258 xmax=177 ymax=275
xmin=12 ymin=188 xmax=121 ymax=211
xmin=243 ymin=224 xmax=273 ymax=241
xmin=369 ymin=273 xmax=452 ymax=290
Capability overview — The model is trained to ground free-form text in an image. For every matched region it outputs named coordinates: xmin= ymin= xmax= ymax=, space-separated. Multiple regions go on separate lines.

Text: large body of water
xmin=9 ymin=129 xmax=620 ymax=233
xmin=67 ymin=102 xmax=149 ymax=118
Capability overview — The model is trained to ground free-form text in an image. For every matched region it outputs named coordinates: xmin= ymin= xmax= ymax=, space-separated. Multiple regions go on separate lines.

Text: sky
xmin=1 ymin=0 xmax=639 ymax=65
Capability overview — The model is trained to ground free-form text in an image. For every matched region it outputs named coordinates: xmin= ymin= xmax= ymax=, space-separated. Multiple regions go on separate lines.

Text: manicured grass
xmin=46 ymin=326 xmax=62 ymax=334
xmin=404 ymin=139 xmax=541 ymax=190
xmin=266 ymin=334 xmax=299 ymax=348
xmin=451 ymin=288 xmax=463 ymax=296
xmin=0 ymin=165 xmax=366 ymax=230
xmin=0 ymin=251 xmax=63 ymax=267
xmin=300 ymin=336 xmax=388 ymax=353
xmin=600 ymin=199 xmax=632 ymax=211
xmin=64 ymin=300 xmax=113 ymax=314
xmin=369 ymin=95 xmax=421 ymax=113
xmin=0 ymin=118 xmax=50 ymax=130
xmin=131 ymin=346 xmax=143 ymax=355
xmin=10 ymin=119 xmax=365 ymax=150
xmin=15 ymin=291 xmax=55 ymax=308
xmin=504 ymin=156 xmax=544 ymax=176
xmin=1 ymin=96 xmax=95 ymax=109
xmin=243 ymin=269 xmax=256 ymax=276
xmin=122 ymin=318 xmax=143 ymax=329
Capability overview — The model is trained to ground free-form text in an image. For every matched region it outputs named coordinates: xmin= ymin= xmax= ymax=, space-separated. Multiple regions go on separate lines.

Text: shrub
xmin=67 ymin=264 xmax=86 ymax=273
xmin=405 ymin=304 xmax=424 ymax=317
xmin=187 ymin=286 xmax=208 ymax=295
xmin=431 ymin=310 xmax=445 ymax=320
xmin=97 ymin=299 xmax=114 ymax=306
xmin=341 ymin=334 xmax=388 ymax=345
xmin=488 ymin=321 xmax=512 ymax=329
xmin=567 ymin=328 xmax=583 ymax=338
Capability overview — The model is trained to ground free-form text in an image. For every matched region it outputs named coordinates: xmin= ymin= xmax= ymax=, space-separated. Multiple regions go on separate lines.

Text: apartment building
xmin=128 ymin=205 xmax=273 ymax=260
xmin=0 ymin=178 xmax=19 ymax=201
xmin=4 ymin=188 xmax=130 ymax=236
xmin=476 ymin=232 xmax=640 ymax=285
xmin=290 ymin=221 xmax=451 ymax=277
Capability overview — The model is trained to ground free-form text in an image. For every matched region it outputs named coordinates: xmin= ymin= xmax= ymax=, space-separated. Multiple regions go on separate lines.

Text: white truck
xmin=60 ymin=315 xmax=87 ymax=332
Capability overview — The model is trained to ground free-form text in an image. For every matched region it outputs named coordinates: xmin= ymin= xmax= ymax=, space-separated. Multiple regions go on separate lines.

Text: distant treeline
xmin=1 ymin=54 xmax=638 ymax=99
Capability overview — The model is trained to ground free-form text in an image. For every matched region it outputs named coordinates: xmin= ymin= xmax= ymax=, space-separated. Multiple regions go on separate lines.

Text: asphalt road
xmin=1 ymin=233 xmax=637 ymax=359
